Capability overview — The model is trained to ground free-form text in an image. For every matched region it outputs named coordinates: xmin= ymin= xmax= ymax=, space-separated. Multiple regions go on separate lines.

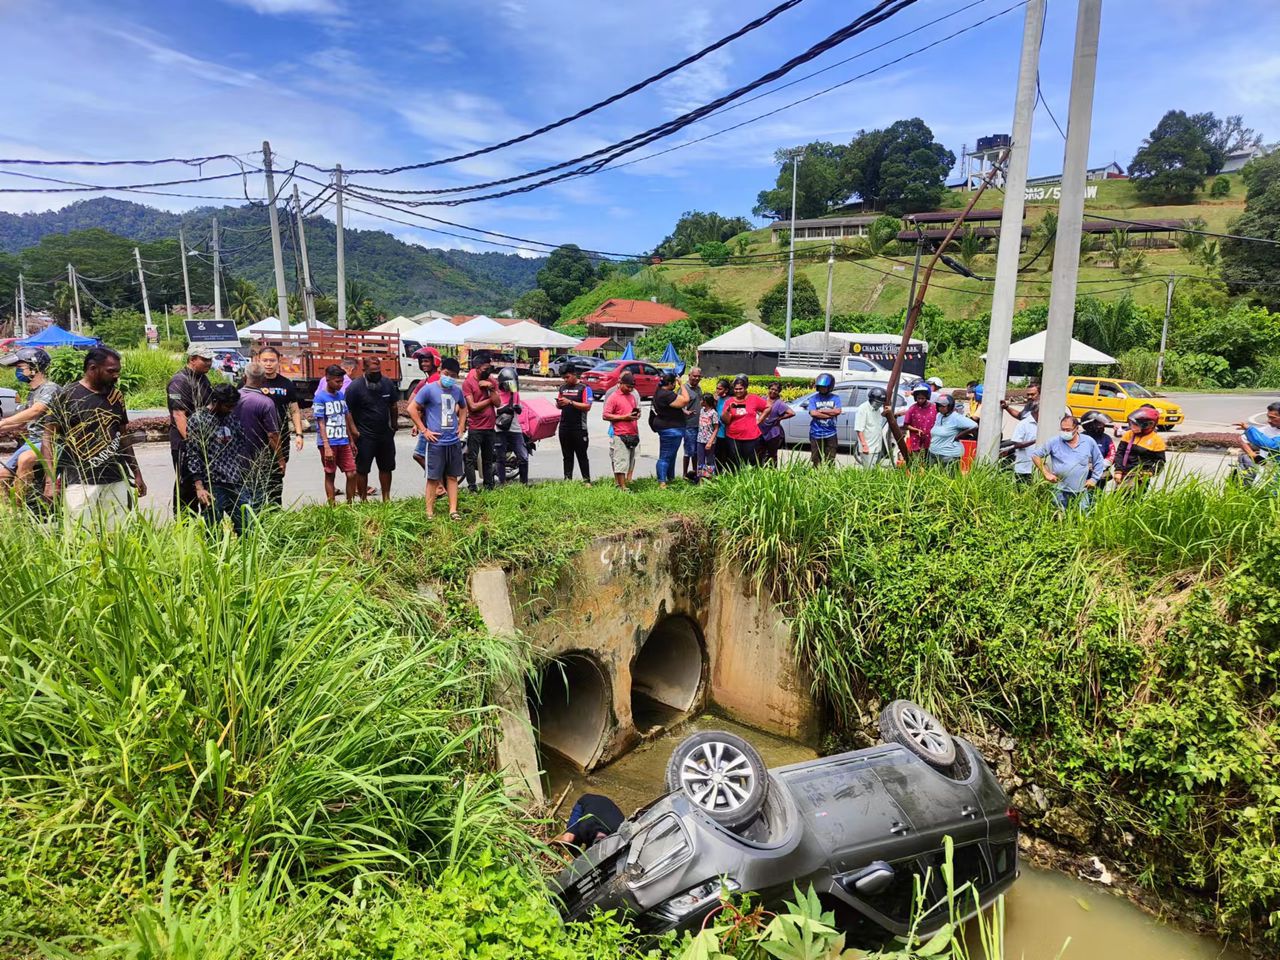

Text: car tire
xmin=879 ymin=700 xmax=957 ymax=770
xmin=665 ymin=730 xmax=769 ymax=831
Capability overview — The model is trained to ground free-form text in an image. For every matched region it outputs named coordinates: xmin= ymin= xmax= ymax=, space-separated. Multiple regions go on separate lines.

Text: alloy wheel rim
xmin=680 ymin=741 xmax=755 ymax=813
xmin=900 ymin=705 xmax=950 ymax=758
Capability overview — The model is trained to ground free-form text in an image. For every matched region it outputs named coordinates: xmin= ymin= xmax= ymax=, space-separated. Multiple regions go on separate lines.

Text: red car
xmin=579 ymin=360 xmax=663 ymax=399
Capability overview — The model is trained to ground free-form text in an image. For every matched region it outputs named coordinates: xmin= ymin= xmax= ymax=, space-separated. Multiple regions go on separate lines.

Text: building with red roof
xmin=580 ymin=298 xmax=687 ymax=344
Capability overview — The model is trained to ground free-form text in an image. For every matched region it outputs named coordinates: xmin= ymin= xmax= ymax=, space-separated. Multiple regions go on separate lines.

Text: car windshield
xmin=1119 ymin=381 xmax=1153 ymax=398
xmin=591 ymin=361 xmax=622 ymax=372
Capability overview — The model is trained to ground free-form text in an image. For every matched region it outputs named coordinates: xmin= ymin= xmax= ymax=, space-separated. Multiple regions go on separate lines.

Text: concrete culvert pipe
xmin=631 ymin=614 xmax=705 ymax=733
xmin=529 ymin=654 xmax=609 ymax=771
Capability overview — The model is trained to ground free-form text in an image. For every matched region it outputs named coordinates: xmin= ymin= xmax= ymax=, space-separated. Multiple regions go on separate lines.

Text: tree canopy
xmin=753 ymin=143 xmax=851 ymax=221
xmin=512 ymin=288 xmax=558 ymax=326
xmin=757 ymin=274 xmax=820 ymax=330
xmin=1130 ymin=110 xmax=1264 ymax=203
xmin=652 ymin=210 xmax=754 ymax=260
xmin=536 ymin=244 xmax=597 ymax=309
xmin=1222 ymin=153 xmax=1280 ymax=310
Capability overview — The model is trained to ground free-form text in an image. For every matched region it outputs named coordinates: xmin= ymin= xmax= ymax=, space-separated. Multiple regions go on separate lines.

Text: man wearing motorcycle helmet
xmin=853 ymin=386 xmax=889 ymax=468
xmin=0 ymin=346 xmax=58 ymax=499
xmin=806 ymin=372 xmax=842 ymax=465
xmin=494 ymin=366 xmax=529 ymax=485
xmin=1113 ymin=404 xmax=1166 ymax=487
xmin=1080 ymin=411 xmax=1115 ymax=461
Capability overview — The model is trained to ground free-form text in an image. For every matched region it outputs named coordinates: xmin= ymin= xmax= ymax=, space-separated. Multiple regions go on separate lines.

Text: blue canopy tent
xmin=660 ymin=341 xmax=685 ymax=375
xmin=620 ymin=341 xmax=636 ymax=360
xmin=20 ymin=325 xmax=99 ymax=349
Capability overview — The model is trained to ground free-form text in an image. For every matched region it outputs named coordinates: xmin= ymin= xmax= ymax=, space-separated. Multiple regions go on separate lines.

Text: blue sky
xmin=2 ymin=0 xmax=1278 ymax=259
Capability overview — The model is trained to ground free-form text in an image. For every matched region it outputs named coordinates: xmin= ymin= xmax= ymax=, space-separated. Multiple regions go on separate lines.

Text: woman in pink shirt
xmin=721 ymin=376 xmax=769 ymax=470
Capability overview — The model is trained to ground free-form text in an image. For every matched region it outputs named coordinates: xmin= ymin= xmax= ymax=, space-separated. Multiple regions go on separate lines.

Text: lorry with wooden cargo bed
xmin=243 ymin=328 xmax=402 ymax=400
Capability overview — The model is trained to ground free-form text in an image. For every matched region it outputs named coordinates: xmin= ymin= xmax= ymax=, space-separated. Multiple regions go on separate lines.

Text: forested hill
xmin=0 ymin=198 xmax=544 ymax=315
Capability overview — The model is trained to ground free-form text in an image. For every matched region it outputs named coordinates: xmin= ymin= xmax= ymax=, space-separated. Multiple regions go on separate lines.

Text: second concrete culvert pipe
xmin=631 ymin=614 xmax=706 ymax=734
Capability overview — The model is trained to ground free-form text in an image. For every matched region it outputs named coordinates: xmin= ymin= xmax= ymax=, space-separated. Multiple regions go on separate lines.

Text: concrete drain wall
xmin=470 ymin=526 xmax=817 ymax=801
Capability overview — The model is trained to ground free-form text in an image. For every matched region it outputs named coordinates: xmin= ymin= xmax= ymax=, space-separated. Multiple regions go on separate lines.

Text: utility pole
xmin=178 ymin=226 xmax=194 ymax=321
xmin=1037 ymin=0 xmax=1102 ymax=444
xmin=134 ymin=247 xmax=154 ymax=347
xmin=17 ymin=274 xmax=26 ymax=338
xmin=976 ymin=0 xmax=1045 ymax=462
xmin=1156 ymin=273 xmax=1174 ymax=387
xmin=262 ymin=140 xmax=290 ymax=331
xmin=68 ymin=263 xmax=83 ymax=333
xmin=291 ymin=184 xmax=317 ymax=327
xmin=164 ymin=303 xmax=171 ymax=343
xmin=335 ymin=164 xmax=347 ymax=330
xmin=783 ymin=151 xmax=802 ymax=353
xmin=823 ymin=240 xmax=835 ymax=338
xmin=211 ymin=217 xmax=222 ymax=322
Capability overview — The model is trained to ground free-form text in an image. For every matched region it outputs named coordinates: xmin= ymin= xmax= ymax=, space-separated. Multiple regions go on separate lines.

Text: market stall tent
xmin=18 ymin=325 xmax=99 ymax=349
xmin=697 ymin=322 xmax=784 ymax=376
xmin=984 ymin=331 xmax=1116 ymax=365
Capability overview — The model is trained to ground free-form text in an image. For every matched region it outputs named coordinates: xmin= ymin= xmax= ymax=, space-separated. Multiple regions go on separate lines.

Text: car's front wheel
xmin=879 ymin=700 xmax=957 ymax=770
xmin=665 ymin=730 xmax=768 ymax=831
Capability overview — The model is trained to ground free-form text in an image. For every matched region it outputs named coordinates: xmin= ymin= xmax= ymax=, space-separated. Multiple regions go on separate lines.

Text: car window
xmin=794 ymin=391 xmax=817 ymax=409
xmin=1096 ymin=381 xmax=1123 ymax=398
xmin=1119 ymin=381 xmax=1153 ymax=398
xmin=845 ymin=357 xmax=876 ymax=372
xmin=844 ymin=387 xmax=866 ymax=407
xmin=641 ymin=364 xmax=661 ymax=376
xmin=593 ymin=361 xmax=622 ymax=372
xmin=1069 ymin=380 xmax=1097 ymax=396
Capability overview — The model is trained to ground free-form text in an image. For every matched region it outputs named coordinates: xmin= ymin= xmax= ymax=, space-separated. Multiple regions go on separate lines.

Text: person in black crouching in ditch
xmin=345 ymin=356 xmax=398 ymax=502
xmin=553 ymin=794 xmax=624 ymax=851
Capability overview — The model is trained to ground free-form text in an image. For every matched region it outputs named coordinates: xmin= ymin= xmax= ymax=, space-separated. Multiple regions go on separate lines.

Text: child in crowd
xmin=697 ymin=391 xmax=720 ymax=481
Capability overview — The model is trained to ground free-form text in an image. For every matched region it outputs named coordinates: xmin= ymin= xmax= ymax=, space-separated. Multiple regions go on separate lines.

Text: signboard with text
xmin=184 ymin=319 xmax=241 ymax=347
xmin=1025 ymin=184 xmax=1098 ymax=202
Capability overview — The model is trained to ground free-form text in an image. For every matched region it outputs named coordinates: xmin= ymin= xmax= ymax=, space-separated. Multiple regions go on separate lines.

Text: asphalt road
xmin=125 ymin=387 xmax=1249 ymax=515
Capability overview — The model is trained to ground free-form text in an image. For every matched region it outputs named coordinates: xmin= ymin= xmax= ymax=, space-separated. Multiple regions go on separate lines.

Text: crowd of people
xmin=2 ymin=340 xmax=1278 ymax=527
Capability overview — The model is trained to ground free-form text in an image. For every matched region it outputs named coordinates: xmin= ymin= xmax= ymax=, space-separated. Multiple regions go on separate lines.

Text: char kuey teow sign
xmin=184 ymin=319 xmax=241 ymax=349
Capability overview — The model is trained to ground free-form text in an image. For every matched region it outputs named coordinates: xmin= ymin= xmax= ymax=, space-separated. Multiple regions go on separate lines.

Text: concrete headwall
xmin=469 ymin=523 xmax=818 ymax=801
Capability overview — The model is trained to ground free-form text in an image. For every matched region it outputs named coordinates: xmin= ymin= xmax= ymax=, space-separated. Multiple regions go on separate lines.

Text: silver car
xmin=0 ymin=387 xmax=16 ymax=419
xmin=782 ymin=380 xmax=915 ymax=449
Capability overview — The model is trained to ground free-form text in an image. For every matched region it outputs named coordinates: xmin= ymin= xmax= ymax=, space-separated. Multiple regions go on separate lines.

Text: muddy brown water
xmin=543 ymin=715 xmax=1244 ymax=960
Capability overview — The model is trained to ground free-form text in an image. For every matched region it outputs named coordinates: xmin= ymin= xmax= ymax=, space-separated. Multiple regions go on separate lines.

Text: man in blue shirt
xmin=806 ymin=373 xmax=842 ymax=465
xmin=927 ymin=394 xmax=977 ymax=467
xmin=408 ymin=356 xmax=467 ymax=519
xmin=313 ymin=365 xmax=358 ymax=506
xmin=1031 ymin=414 xmax=1106 ymax=512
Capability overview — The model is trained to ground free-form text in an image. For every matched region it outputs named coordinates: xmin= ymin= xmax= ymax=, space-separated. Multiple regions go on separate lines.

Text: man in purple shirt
xmin=235 ymin=361 xmax=284 ymax=515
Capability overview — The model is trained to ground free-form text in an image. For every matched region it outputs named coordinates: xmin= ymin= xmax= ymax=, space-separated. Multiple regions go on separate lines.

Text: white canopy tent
xmin=697 ymin=322 xmax=785 ymax=352
xmin=985 ymin=331 xmax=1116 ymax=366
xmin=237 ymin=317 xmax=334 ymax=338
xmin=371 ymin=315 xmax=421 ymax=335
xmin=457 ymin=315 xmax=513 ymax=342
xmin=402 ymin=317 xmax=466 ymax=346
xmin=504 ymin=321 xmax=581 ymax=349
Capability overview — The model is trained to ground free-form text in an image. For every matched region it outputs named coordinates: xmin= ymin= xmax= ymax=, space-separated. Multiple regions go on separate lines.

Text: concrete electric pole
xmin=783 ymin=151 xmax=802 ymax=353
xmin=262 ymin=140 xmax=291 ymax=332
xmin=335 ymin=164 xmax=347 ymax=330
xmin=976 ymin=0 xmax=1045 ymax=462
xmin=178 ymin=226 xmax=194 ymax=321
xmin=134 ymin=247 xmax=154 ymax=346
xmin=823 ymin=240 xmax=835 ymax=338
xmin=211 ymin=217 xmax=222 ymax=322
xmin=67 ymin=264 xmax=83 ymax=333
xmin=17 ymin=274 xmax=26 ymax=338
xmin=1156 ymin=273 xmax=1174 ymax=387
xmin=1038 ymin=0 xmax=1103 ymax=443
xmin=292 ymin=184 xmax=317 ymax=327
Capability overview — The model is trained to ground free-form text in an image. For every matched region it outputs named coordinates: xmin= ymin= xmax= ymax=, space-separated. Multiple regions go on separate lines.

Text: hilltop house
xmin=580 ymin=298 xmax=687 ymax=344
xmin=1222 ymin=143 xmax=1275 ymax=174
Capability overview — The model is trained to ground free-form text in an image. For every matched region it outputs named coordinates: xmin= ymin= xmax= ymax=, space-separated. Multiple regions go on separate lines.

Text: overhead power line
xmin=298 ymin=0 xmax=810 ymax=177
xmin=337 ymin=0 xmax=926 ymax=204
xmin=0 ymin=152 xmax=256 ymax=169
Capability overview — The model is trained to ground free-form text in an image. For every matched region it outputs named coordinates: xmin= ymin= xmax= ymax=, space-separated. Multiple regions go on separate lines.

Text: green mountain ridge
xmin=0 ymin=198 xmax=544 ymax=315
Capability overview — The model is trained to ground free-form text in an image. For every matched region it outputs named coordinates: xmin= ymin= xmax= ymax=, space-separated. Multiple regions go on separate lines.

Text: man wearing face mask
xmin=345 ymin=356 xmax=399 ymax=502
xmin=462 ymin=351 xmax=500 ymax=493
xmin=1030 ymin=414 xmax=1106 ymax=512
xmin=853 ymin=387 xmax=889 ymax=468
xmin=0 ymin=347 xmax=58 ymax=500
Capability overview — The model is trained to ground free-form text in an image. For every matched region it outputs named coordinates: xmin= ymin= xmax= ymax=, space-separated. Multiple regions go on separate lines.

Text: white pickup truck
xmin=774 ymin=333 xmax=928 ymax=384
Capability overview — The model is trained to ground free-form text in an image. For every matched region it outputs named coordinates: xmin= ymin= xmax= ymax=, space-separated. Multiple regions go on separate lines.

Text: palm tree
xmin=1030 ymin=211 xmax=1058 ymax=270
xmin=1197 ymin=240 xmax=1221 ymax=275
xmin=1104 ymin=228 xmax=1130 ymax=269
xmin=1177 ymin=217 xmax=1206 ymax=256
xmin=957 ymin=228 xmax=982 ymax=272
xmin=228 ymin=278 xmax=266 ymax=323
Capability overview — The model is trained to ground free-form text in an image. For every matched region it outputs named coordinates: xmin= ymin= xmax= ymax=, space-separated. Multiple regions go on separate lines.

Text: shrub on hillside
xmin=1210 ymin=175 xmax=1231 ymax=197
xmin=758 ymin=274 xmax=820 ymax=328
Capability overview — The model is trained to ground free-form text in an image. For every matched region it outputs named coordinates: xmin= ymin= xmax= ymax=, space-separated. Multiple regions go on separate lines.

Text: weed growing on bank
xmin=710 ymin=464 xmax=1280 ymax=948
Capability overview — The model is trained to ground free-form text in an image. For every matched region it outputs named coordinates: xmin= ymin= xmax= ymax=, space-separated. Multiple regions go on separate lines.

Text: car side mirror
xmin=836 ymin=861 xmax=895 ymax=897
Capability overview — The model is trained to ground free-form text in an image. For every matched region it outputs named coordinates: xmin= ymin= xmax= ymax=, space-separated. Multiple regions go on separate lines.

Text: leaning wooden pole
xmin=880 ymin=152 xmax=1010 ymax=462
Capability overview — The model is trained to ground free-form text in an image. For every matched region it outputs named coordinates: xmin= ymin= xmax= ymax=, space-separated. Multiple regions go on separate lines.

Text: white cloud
xmin=101 ymin=28 xmax=261 ymax=87
xmin=221 ymin=0 xmax=342 ymax=16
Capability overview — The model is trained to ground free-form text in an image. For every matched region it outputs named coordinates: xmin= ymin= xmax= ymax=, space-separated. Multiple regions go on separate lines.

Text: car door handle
xmin=889 ymin=821 xmax=909 ymax=836
xmin=961 ymin=805 xmax=979 ymax=819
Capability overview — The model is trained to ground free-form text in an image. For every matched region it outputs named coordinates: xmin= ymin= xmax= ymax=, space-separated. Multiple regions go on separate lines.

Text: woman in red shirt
xmin=721 ymin=376 xmax=769 ymax=469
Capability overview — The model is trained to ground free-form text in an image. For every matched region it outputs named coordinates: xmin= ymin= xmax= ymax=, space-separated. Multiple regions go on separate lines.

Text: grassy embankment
xmin=2 ymin=464 xmax=1278 ymax=956
xmin=656 ymin=173 xmax=1243 ymax=324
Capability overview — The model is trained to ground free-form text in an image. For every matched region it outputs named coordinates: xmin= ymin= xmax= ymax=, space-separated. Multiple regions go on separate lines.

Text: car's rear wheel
xmin=665 ymin=730 xmax=768 ymax=830
xmin=879 ymin=700 xmax=957 ymax=770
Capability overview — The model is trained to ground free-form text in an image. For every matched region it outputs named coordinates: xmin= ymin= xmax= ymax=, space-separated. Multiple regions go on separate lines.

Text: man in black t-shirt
xmin=345 ymin=356 xmax=398 ymax=501
xmin=556 ymin=369 xmax=594 ymax=483
xmin=43 ymin=346 xmax=146 ymax=524
xmin=252 ymin=346 xmax=305 ymax=506
xmin=166 ymin=345 xmax=214 ymax=515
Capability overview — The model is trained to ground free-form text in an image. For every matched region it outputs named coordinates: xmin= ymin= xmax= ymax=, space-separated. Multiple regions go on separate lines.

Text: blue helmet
xmin=815 ymin=372 xmax=835 ymax=391
xmin=973 ymin=383 xmax=984 ymax=401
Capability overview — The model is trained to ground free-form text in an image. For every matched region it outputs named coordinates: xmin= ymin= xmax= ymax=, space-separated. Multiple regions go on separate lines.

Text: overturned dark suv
xmin=553 ymin=701 xmax=1019 ymax=943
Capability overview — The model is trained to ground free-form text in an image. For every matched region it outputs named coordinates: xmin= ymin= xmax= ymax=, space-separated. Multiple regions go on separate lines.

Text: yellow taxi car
xmin=1066 ymin=376 xmax=1184 ymax=430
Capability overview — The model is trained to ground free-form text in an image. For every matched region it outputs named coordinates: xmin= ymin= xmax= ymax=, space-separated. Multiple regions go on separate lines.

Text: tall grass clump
xmin=0 ymin=515 xmax=532 ymax=944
